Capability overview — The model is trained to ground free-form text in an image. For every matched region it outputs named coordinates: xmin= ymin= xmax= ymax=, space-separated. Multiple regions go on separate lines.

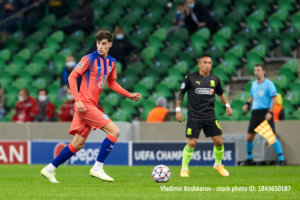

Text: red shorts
xmin=69 ymin=104 xmax=111 ymax=139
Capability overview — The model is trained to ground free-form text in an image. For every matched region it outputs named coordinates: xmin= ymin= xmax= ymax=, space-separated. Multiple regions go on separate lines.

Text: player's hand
xmin=129 ymin=93 xmax=142 ymax=102
xmin=242 ymin=104 xmax=248 ymax=112
xmin=176 ymin=111 xmax=183 ymax=122
xmin=265 ymin=112 xmax=272 ymax=121
xmin=76 ymin=101 xmax=86 ymax=113
xmin=226 ymin=107 xmax=232 ymax=116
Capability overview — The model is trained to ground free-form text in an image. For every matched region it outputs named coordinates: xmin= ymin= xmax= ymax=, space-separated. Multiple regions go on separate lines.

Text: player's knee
xmin=187 ymin=140 xmax=197 ymax=148
xmin=214 ymin=140 xmax=223 ymax=146
xmin=111 ymin=128 xmax=120 ymax=138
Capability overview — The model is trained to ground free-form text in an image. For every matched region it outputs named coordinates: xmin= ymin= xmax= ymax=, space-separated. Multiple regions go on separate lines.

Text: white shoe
xmin=41 ymin=168 xmax=60 ymax=183
xmin=90 ymin=169 xmax=114 ymax=182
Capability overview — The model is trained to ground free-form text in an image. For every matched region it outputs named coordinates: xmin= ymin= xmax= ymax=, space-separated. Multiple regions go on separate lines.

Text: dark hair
xmin=199 ymin=54 xmax=212 ymax=59
xmin=37 ymin=89 xmax=48 ymax=95
xmin=95 ymin=29 xmax=112 ymax=42
xmin=20 ymin=88 xmax=30 ymax=96
xmin=254 ymin=63 xmax=265 ymax=70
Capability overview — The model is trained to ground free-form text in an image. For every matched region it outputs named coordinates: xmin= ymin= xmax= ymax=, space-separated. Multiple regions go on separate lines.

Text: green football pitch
xmin=0 ymin=165 xmax=299 ymax=200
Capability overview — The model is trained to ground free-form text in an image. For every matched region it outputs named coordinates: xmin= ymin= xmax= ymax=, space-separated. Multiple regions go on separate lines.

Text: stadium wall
xmin=0 ymin=121 xmax=299 ymax=164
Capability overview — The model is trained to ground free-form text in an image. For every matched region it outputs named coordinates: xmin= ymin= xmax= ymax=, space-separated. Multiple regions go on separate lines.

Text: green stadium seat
xmin=246 ymin=16 xmax=263 ymax=31
xmin=235 ymin=28 xmax=256 ymax=48
xmin=36 ymin=14 xmax=56 ymax=28
xmin=49 ymin=30 xmax=65 ymax=43
xmin=145 ymin=69 xmax=162 ymax=82
xmin=212 ymin=35 xmax=229 ymax=50
xmin=291 ymin=109 xmax=300 ymax=120
xmin=137 ymin=77 xmax=155 ymax=91
xmin=282 ymin=99 xmax=295 ymax=118
xmin=159 ymin=76 xmax=181 ymax=91
xmin=148 ymin=36 xmax=165 ymax=50
xmin=212 ymin=68 xmax=230 ymax=84
xmin=0 ymin=49 xmax=11 ymax=62
xmin=141 ymin=99 xmax=156 ymax=113
xmin=6 ymin=31 xmax=23 ymax=44
xmin=5 ymin=38 xmax=18 ymax=54
xmin=170 ymin=28 xmax=189 ymax=42
xmin=111 ymin=110 xmax=132 ymax=122
xmin=215 ymin=100 xmax=225 ymax=116
xmin=205 ymin=46 xmax=224 ymax=60
xmin=289 ymin=79 xmax=300 ymax=92
xmin=4 ymin=85 xmax=19 ymax=96
xmin=256 ymin=28 xmax=277 ymax=48
xmin=281 ymin=59 xmax=298 ymax=74
xmin=191 ymin=36 xmax=208 ymax=51
xmin=212 ymin=2 xmax=229 ymax=22
xmin=118 ymin=77 xmax=136 ymax=91
xmin=24 ymin=63 xmax=42 ymax=76
xmin=140 ymin=46 xmax=157 ymax=65
xmin=5 ymin=93 xmax=18 ymax=109
xmin=2 ymin=109 xmax=15 ymax=122
xmin=192 ymin=28 xmax=210 ymax=41
xmin=268 ymin=16 xmax=285 ymax=32
xmin=291 ymin=15 xmax=300 ymax=32
xmin=0 ymin=72 xmax=13 ymax=87
xmin=279 ymin=68 xmax=296 ymax=82
xmin=278 ymin=0 xmax=294 ymax=11
xmin=249 ymin=45 xmax=267 ymax=58
xmin=270 ymin=9 xmax=289 ymax=22
xmin=284 ymin=91 xmax=300 ymax=106
xmin=214 ymin=27 xmax=232 ymax=40
xmin=167 ymin=68 xmax=184 ymax=82
xmin=215 ymin=61 xmax=235 ymax=75
xmin=155 ymin=84 xmax=173 ymax=99
xmin=134 ymin=84 xmax=150 ymax=98
xmin=279 ymin=33 xmax=297 ymax=56
xmin=152 ymin=28 xmax=167 ymax=41
xmin=234 ymin=1 xmax=251 ymax=16
xmin=254 ymin=0 xmax=272 ymax=12
xmin=34 ymin=48 xmax=52 ymax=62
xmin=120 ymin=99 xmax=139 ymax=115
xmin=226 ymin=45 xmax=245 ymax=58
xmin=32 ymin=78 xmax=47 ymax=90
xmin=173 ymin=61 xmax=188 ymax=75
xmin=3 ymin=64 xmax=18 ymax=77
xmin=103 ymin=93 xmax=121 ymax=107
xmin=245 ymin=52 xmax=264 ymax=74
xmin=59 ymin=48 xmax=73 ymax=57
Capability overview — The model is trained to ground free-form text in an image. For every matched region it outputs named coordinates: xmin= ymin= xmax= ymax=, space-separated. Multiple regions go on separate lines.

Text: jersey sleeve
xmin=108 ymin=60 xmax=117 ymax=80
xmin=269 ymin=81 xmax=277 ymax=97
xmin=215 ymin=78 xmax=224 ymax=95
xmin=72 ymin=56 xmax=90 ymax=76
xmin=177 ymin=75 xmax=190 ymax=101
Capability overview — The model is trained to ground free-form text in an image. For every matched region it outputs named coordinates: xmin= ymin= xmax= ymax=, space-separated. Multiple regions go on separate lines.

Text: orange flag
xmin=254 ymin=120 xmax=276 ymax=145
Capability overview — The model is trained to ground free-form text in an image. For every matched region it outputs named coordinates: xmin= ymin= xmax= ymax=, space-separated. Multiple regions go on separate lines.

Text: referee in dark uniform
xmin=176 ymin=54 xmax=232 ymax=177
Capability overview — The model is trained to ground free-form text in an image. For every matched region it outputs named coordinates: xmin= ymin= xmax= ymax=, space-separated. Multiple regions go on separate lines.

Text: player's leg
xmin=180 ymin=138 xmax=197 ymax=177
xmin=41 ymin=133 xmax=86 ymax=183
xmin=90 ymin=121 xmax=119 ymax=181
xmin=180 ymin=120 xmax=201 ymax=177
xmin=268 ymin=119 xmax=285 ymax=165
xmin=206 ymin=120 xmax=229 ymax=176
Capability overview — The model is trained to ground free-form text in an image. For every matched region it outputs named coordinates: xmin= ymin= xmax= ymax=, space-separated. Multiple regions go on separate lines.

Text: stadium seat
xmin=120 ymin=99 xmax=139 ymax=115
xmin=152 ymin=28 xmax=167 ymax=41
xmin=148 ymin=36 xmax=165 ymax=50
xmin=291 ymin=109 xmax=300 ymax=120
xmin=3 ymin=64 xmax=18 ymax=76
xmin=2 ymin=109 xmax=15 ymax=122
xmin=212 ymin=68 xmax=230 ymax=84
xmin=281 ymin=59 xmax=298 ymax=74
xmin=103 ymin=93 xmax=121 ymax=107
xmin=278 ymin=0 xmax=295 ymax=11
xmin=111 ymin=110 xmax=132 ymax=122
xmin=173 ymin=61 xmax=188 ymax=75
xmin=245 ymin=52 xmax=264 ymax=74
xmin=273 ymin=75 xmax=288 ymax=90
xmin=0 ymin=49 xmax=11 ymax=62
xmin=32 ymin=78 xmax=47 ymax=90
xmin=155 ymin=84 xmax=173 ymax=99
xmin=268 ymin=16 xmax=285 ymax=32
xmin=0 ymin=72 xmax=12 ymax=87
xmin=284 ymin=91 xmax=300 ymax=106
xmin=159 ymin=76 xmax=180 ymax=91
xmin=289 ymin=79 xmax=300 ymax=92
xmin=215 ymin=61 xmax=235 ymax=75
xmin=24 ymin=63 xmax=42 ymax=76
xmin=140 ymin=46 xmax=157 ymax=66
xmin=145 ymin=68 xmax=162 ymax=82
xmin=279 ymin=68 xmax=296 ymax=82
xmin=256 ymin=27 xmax=278 ymax=48
xmin=291 ymin=15 xmax=300 ymax=32
xmin=254 ymin=0 xmax=272 ymax=12
xmin=192 ymin=28 xmax=210 ymax=41
xmin=283 ymin=99 xmax=296 ymax=119
xmin=137 ymin=77 xmax=155 ymax=91
xmin=5 ymin=93 xmax=18 ymax=109
xmin=249 ymin=45 xmax=267 ymax=58
xmin=215 ymin=100 xmax=225 ymax=116
xmin=214 ymin=27 xmax=232 ymax=40
xmin=170 ymin=28 xmax=189 ymax=42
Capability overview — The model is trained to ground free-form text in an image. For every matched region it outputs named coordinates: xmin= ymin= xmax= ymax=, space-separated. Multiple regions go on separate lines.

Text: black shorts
xmin=248 ymin=109 xmax=276 ymax=134
xmin=186 ymin=119 xmax=222 ymax=138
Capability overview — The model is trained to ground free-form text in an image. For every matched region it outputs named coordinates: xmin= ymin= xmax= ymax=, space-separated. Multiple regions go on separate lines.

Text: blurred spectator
xmin=184 ymin=0 xmax=219 ymax=35
xmin=58 ymin=88 xmax=75 ymax=121
xmin=0 ymin=0 xmax=18 ymax=34
xmin=0 ymin=83 xmax=5 ymax=120
xmin=62 ymin=0 xmax=93 ymax=35
xmin=109 ymin=26 xmax=139 ymax=69
xmin=146 ymin=97 xmax=169 ymax=122
xmin=273 ymin=94 xmax=285 ymax=122
xmin=58 ymin=55 xmax=81 ymax=100
xmin=35 ymin=89 xmax=56 ymax=122
xmin=21 ymin=0 xmax=42 ymax=34
xmin=12 ymin=88 xmax=38 ymax=122
xmin=168 ymin=3 xmax=186 ymax=36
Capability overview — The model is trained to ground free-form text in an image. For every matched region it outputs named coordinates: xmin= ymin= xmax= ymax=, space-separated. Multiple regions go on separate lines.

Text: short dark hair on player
xmin=37 ymin=89 xmax=48 ymax=95
xmin=199 ymin=54 xmax=212 ymax=59
xmin=95 ymin=29 xmax=112 ymax=42
xmin=254 ymin=63 xmax=266 ymax=70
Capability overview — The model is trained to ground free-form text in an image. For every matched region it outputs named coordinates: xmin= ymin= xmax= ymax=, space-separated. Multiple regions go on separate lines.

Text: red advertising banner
xmin=0 ymin=141 xmax=28 ymax=164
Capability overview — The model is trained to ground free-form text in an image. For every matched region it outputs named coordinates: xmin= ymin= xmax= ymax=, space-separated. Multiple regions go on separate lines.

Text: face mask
xmin=188 ymin=3 xmax=195 ymax=9
xmin=18 ymin=96 xmax=24 ymax=102
xmin=67 ymin=94 xmax=74 ymax=100
xmin=66 ymin=61 xmax=76 ymax=68
xmin=115 ymin=34 xmax=124 ymax=40
xmin=38 ymin=95 xmax=47 ymax=102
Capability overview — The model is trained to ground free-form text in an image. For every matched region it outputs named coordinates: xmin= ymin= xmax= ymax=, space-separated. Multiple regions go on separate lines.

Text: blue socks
xmin=52 ymin=144 xmax=78 ymax=168
xmin=272 ymin=138 xmax=284 ymax=161
xmin=246 ymin=141 xmax=254 ymax=160
xmin=96 ymin=135 xmax=117 ymax=163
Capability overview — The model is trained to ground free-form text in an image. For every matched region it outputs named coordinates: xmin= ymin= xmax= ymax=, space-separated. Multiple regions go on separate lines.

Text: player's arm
xmin=217 ymin=93 xmax=232 ymax=116
xmin=176 ymin=76 xmax=189 ymax=122
xmin=107 ymin=64 xmax=141 ymax=101
xmin=242 ymin=96 xmax=253 ymax=112
xmin=266 ymin=96 xmax=277 ymax=121
xmin=68 ymin=57 xmax=89 ymax=113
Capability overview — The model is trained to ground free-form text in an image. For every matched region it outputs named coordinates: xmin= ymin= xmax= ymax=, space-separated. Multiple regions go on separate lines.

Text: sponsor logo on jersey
xmin=195 ymin=88 xmax=214 ymax=95
xmin=77 ymin=62 xmax=83 ymax=69
xmin=103 ymin=114 xmax=109 ymax=120
xmin=195 ymin=81 xmax=200 ymax=85
xmin=259 ymin=90 xmax=264 ymax=97
xmin=210 ymin=80 xmax=215 ymax=87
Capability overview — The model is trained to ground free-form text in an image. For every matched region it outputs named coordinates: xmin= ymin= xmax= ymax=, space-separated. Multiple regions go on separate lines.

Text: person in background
xmin=167 ymin=3 xmax=186 ymax=36
xmin=184 ymin=0 xmax=219 ymax=35
xmin=273 ymin=93 xmax=284 ymax=122
xmin=146 ymin=97 xmax=169 ymax=122
xmin=58 ymin=88 xmax=75 ymax=122
xmin=35 ymin=89 xmax=56 ymax=122
xmin=62 ymin=0 xmax=93 ymax=35
xmin=0 ymin=83 xmax=5 ymax=120
xmin=12 ymin=88 xmax=38 ymax=122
